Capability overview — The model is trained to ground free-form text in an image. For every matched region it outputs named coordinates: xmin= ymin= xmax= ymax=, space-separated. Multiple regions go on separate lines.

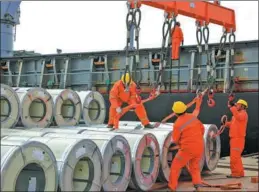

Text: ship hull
xmin=102 ymin=92 xmax=259 ymax=157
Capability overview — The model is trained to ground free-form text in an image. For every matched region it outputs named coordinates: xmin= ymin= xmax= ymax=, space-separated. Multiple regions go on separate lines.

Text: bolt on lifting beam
xmin=129 ymin=0 xmax=236 ymax=32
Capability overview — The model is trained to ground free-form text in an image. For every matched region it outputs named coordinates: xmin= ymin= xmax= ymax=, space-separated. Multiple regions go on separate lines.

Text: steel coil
xmin=1 ymin=138 xmax=58 ymax=191
xmin=47 ymin=89 xmax=82 ymax=126
xmin=1 ymin=128 xmax=51 ymax=137
xmin=81 ymin=126 xmax=174 ymax=182
xmin=27 ymin=127 xmax=88 ymax=134
xmin=121 ymin=129 xmax=173 ymax=182
xmin=76 ymin=90 xmax=106 ymax=125
xmin=44 ymin=132 xmax=132 ymax=191
xmin=14 ymin=87 xmax=54 ymax=128
xmin=80 ymin=130 xmax=160 ymax=191
xmin=0 ymin=84 xmax=20 ymax=128
xmin=203 ymin=124 xmax=221 ymax=172
xmin=1 ymin=131 xmax=103 ymax=191
xmin=119 ymin=121 xmax=174 ymax=129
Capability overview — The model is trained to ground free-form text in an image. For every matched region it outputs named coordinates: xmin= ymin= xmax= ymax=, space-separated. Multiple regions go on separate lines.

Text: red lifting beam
xmin=130 ymin=0 xmax=236 ymax=32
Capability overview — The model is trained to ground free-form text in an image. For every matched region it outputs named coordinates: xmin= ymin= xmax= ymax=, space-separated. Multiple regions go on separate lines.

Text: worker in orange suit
xmin=168 ymin=101 xmax=205 ymax=191
xmin=171 ymin=21 xmax=184 ymax=60
xmin=107 ymin=73 xmax=154 ymax=129
xmin=224 ymin=99 xmax=248 ymax=178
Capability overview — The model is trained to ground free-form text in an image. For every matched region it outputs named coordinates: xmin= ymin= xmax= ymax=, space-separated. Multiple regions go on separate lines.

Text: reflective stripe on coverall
xmin=108 ymin=80 xmax=150 ymax=126
xmin=168 ymin=113 xmax=205 ymax=190
xmin=171 ymin=25 xmax=184 ymax=60
xmin=225 ymin=106 xmax=248 ymax=177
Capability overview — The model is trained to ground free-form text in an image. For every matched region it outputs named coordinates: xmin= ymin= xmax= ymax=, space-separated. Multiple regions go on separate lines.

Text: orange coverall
xmin=108 ymin=80 xmax=150 ymax=126
xmin=225 ymin=106 xmax=248 ymax=177
xmin=171 ymin=25 xmax=184 ymax=60
xmin=169 ymin=113 xmax=205 ymax=190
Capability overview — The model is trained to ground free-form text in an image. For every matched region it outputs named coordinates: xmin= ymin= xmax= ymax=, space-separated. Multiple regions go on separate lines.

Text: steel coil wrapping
xmin=44 ymin=132 xmax=132 ymax=191
xmin=0 ymin=84 xmax=20 ymax=128
xmin=27 ymin=127 xmax=88 ymax=134
xmin=80 ymin=130 xmax=160 ymax=191
xmin=1 ymin=138 xmax=58 ymax=191
xmin=83 ymin=126 xmax=174 ymax=182
xmin=76 ymin=90 xmax=106 ymax=125
xmin=1 ymin=128 xmax=51 ymax=137
xmin=47 ymin=89 xmax=82 ymax=126
xmin=79 ymin=133 xmax=132 ymax=191
xmin=203 ymin=124 xmax=221 ymax=172
xmin=14 ymin=87 xmax=54 ymax=128
xmin=1 ymin=130 xmax=103 ymax=191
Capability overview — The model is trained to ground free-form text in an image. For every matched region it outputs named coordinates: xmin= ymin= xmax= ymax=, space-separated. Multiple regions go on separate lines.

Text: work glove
xmin=116 ymin=107 xmax=122 ymax=114
xmin=228 ymin=101 xmax=235 ymax=107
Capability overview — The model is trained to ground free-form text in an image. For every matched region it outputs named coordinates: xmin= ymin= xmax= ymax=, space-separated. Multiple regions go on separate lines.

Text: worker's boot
xmin=107 ymin=124 xmax=114 ymax=128
xmin=226 ymin=175 xmax=244 ymax=178
xmin=134 ymin=125 xmax=143 ymax=130
xmin=144 ymin=123 xmax=155 ymax=129
xmin=194 ymin=184 xmax=206 ymax=191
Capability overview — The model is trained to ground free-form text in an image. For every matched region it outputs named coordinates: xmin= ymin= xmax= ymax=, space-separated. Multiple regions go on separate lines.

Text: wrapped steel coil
xmin=76 ymin=90 xmax=106 ymax=125
xmin=0 ymin=84 xmax=20 ymax=128
xmin=1 ymin=138 xmax=58 ymax=191
xmin=80 ymin=126 xmax=173 ymax=182
xmin=47 ymin=89 xmax=82 ymax=126
xmin=203 ymin=124 xmax=221 ymax=172
xmin=1 ymin=128 xmax=50 ymax=137
xmin=14 ymin=87 xmax=54 ymax=128
xmin=27 ymin=127 xmax=88 ymax=134
xmin=80 ymin=130 xmax=160 ymax=191
xmin=119 ymin=121 xmax=174 ymax=129
xmin=1 ymin=131 xmax=103 ymax=191
xmin=44 ymin=132 xmax=131 ymax=191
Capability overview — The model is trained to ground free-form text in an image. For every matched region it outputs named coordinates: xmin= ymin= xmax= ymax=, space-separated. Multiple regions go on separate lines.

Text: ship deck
xmin=128 ymin=153 xmax=259 ymax=191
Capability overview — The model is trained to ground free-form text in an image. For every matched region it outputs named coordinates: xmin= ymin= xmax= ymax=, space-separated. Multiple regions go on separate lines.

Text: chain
xmin=203 ymin=25 xmax=214 ymax=90
xmin=228 ymin=31 xmax=236 ymax=94
xmin=195 ymin=23 xmax=203 ymax=92
xmin=125 ymin=1 xmax=143 ymax=92
xmin=124 ymin=3 xmax=135 ymax=91
xmin=132 ymin=7 xmax=142 ymax=90
xmin=154 ymin=12 xmax=176 ymax=95
xmin=214 ymin=29 xmax=227 ymax=89
xmin=216 ymin=29 xmax=227 ymax=63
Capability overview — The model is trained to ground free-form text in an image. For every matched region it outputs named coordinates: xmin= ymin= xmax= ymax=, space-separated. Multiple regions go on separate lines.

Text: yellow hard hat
xmin=121 ymin=73 xmax=132 ymax=84
xmin=172 ymin=101 xmax=187 ymax=114
xmin=236 ymin=99 xmax=248 ymax=108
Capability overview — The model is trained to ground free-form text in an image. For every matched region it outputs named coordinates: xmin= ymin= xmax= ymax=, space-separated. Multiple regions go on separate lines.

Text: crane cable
xmin=202 ymin=25 xmax=216 ymax=107
xmin=151 ymin=12 xmax=177 ymax=97
xmin=132 ymin=6 xmax=143 ymax=94
xmin=125 ymin=1 xmax=143 ymax=93
xmin=125 ymin=2 xmax=135 ymax=91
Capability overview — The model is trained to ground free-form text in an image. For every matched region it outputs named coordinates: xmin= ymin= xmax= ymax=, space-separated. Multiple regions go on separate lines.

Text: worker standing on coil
xmin=224 ymin=99 xmax=248 ymax=178
xmin=107 ymin=73 xmax=154 ymax=129
xmin=168 ymin=101 xmax=205 ymax=191
xmin=171 ymin=21 xmax=184 ymax=60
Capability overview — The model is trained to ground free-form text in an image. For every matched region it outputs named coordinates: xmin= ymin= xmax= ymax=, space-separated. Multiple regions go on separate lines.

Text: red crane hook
xmin=207 ymin=89 xmax=216 ymax=107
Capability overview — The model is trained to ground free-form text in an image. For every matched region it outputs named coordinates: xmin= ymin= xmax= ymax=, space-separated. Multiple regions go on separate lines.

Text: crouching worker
xmin=225 ymin=99 xmax=248 ymax=178
xmin=107 ymin=73 xmax=154 ymax=129
xmin=168 ymin=101 xmax=205 ymax=191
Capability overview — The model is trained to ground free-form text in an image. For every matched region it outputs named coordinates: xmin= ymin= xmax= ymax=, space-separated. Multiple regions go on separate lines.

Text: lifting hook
xmin=207 ymin=89 xmax=215 ymax=107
